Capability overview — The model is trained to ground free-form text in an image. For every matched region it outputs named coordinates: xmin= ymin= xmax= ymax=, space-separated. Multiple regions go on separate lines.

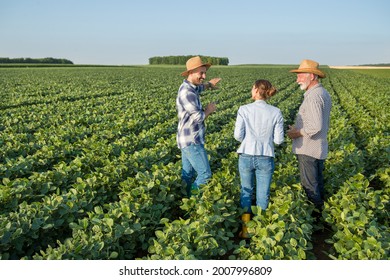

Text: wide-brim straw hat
xmin=181 ymin=56 xmax=211 ymax=77
xmin=289 ymin=59 xmax=326 ymax=78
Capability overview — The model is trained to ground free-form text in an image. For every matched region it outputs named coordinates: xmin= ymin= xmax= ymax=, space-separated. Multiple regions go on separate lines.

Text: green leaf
xmin=275 ymin=231 xmax=284 ymax=242
xmin=42 ymin=223 xmax=54 ymax=230
xmin=367 ymin=226 xmax=379 ymax=236
xmin=155 ymin=230 xmax=165 ymax=240
xmin=104 ymin=218 xmax=114 ymax=227
xmin=133 ymin=223 xmax=142 ymax=230
xmin=109 ymin=251 xmax=119 ymax=259
xmin=94 ymin=206 xmax=103 ymax=214
xmin=290 ymin=238 xmax=298 ymax=247
xmin=2 ymin=178 xmax=10 ymax=185
xmin=31 ymin=218 xmax=44 ymax=230
xmin=180 ymin=246 xmax=189 ymax=255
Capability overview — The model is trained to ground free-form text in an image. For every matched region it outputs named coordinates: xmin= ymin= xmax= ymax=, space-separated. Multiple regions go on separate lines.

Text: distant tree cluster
xmin=0 ymin=57 xmax=74 ymax=64
xmin=360 ymin=63 xmax=390 ymax=67
xmin=149 ymin=55 xmax=229 ymax=66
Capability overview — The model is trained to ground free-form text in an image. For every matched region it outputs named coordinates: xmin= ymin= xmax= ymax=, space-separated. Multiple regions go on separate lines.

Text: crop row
xmin=320 ymin=69 xmax=389 ymax=259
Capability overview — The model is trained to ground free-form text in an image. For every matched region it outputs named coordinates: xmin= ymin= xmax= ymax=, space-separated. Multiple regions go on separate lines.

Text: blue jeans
xmin=239 ymin=154 xmax=275 ymax=212
xmin=181 ymin=144 xmax=212 ymax=196
xmin=296 ymin=154 xmax=325 ymax=209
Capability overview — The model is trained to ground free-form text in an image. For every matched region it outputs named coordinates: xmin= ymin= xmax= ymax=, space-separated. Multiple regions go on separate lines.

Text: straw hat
xmin=290 ymin=59 xmax=326 ymax=78
xmin=181 ymin=56 xmax=211 ymax=77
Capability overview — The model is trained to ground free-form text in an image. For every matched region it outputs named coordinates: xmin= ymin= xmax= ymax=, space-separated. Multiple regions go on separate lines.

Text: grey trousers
xmin=296 ymin=154 xmax=325 ymax=209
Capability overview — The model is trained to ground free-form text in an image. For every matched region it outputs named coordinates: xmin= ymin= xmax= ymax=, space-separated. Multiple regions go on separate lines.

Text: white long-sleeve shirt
xmin=234 ymin=100 xmax=284 ymax=157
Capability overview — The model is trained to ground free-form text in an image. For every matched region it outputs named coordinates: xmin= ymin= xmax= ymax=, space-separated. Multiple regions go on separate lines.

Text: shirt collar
xmin=184 ymin=79 xmax=203 ymax=93
xmin=304 ymin=83 xmax=322 ymax=97
xmin=184 ymin=79 xmax=197 ymax=89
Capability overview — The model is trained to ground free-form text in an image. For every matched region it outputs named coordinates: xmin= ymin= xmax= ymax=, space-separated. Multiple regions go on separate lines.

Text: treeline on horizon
xmin=0 ymin=57 xmax=74 ymax=64
xmin=359 ymin=63 xmax=390 ymax=67
xmin=149 ymin=55 xmax=229 ymax=66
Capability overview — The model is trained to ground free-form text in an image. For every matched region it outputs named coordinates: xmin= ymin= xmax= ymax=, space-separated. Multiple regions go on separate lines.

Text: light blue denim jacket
xmin=234 ymin=100 xmax=284 ymax=157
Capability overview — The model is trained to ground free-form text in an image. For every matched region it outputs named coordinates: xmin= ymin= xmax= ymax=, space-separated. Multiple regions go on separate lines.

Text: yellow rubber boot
xmin=239 ymin=213 xmax=251 ymax=239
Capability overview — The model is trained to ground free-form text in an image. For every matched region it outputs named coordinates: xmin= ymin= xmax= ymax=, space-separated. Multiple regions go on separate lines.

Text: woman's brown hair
xmin=254 ymin=79 xmax=277 ymax=99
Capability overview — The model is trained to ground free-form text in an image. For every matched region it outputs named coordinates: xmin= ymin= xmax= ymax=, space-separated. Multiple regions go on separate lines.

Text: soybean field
xmin=0 ymin=65 xmax=389 ymax=260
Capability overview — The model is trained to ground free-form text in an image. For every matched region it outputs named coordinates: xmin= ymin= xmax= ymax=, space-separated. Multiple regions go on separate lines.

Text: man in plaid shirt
xmin=176 ymin=56 xmax=221 ymax=197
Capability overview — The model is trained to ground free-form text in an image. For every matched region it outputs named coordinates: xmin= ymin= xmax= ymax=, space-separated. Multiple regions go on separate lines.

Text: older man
xmin=176 ymin=56 xmax=221 ymax=197
xmin=287 ymin=59 xmax=332 ymax=212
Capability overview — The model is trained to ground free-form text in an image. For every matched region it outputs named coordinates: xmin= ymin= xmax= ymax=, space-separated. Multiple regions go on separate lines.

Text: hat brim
xmin=181 ymin=63 xmax=211 ymax=77
xmin=289 ymin=68 xmax=326 ymax=78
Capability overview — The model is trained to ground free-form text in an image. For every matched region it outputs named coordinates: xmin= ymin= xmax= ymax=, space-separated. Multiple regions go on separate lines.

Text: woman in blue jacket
xmin=234 ymin=79 xmax=284 ymax=238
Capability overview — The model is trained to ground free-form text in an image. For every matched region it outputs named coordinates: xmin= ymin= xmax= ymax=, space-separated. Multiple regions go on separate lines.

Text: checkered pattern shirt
xmin=292 ymin=83 xmax=332 ymax=159
xmin=176 ymin=80 xmax=206 ymax=149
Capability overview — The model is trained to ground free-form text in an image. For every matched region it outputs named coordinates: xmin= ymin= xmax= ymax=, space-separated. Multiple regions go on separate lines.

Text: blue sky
xmin=1 ymin=0 xmax=389 ymax=65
